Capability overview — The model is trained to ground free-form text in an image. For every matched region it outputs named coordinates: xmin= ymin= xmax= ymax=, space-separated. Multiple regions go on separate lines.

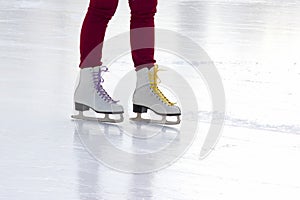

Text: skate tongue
xmin=100 ymin=66 xmax=109 ymax=72
xmin=93 ymin=66 xmax=119 ymax=103
xmin=148 ymin=65 xmax=175 ymax=106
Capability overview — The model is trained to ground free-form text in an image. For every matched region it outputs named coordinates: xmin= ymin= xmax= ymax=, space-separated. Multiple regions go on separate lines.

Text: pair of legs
xmin=80 ymin=0 xmax=157 ymax=70
xmin=74 ymin=0 xmax=181 ymax=124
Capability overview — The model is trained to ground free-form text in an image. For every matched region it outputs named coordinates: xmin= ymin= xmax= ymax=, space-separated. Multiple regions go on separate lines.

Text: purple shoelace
xmin=93 ymin=66 xmax=118 ymax=103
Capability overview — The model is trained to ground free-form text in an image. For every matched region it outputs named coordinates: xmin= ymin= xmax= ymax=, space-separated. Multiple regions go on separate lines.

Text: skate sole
xmin=132 ymin=104 xmax=181 ymax=116
xmin=74 ymin=102 xmax=124 ymax=114
xmin=131 ymin=104 xmax=181 ymax=125
xmin=71 ymin=102 xmax=124 ymax=123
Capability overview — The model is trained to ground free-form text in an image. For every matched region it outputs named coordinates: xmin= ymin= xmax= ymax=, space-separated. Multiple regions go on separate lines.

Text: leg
xmin=129 ymin=1 xmax=181 ymax=125
xmin=80 ymin=0 xmax=119 ymax=68
xmin=75 ymin=0 xmax=124 ymax=123
xmin=129 ymin=0 xmax=157 ymax=70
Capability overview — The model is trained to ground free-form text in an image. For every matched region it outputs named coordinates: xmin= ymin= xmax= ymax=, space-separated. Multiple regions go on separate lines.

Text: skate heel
xmin=75 ymin=103 xmax=89 ymax=111
xmin=133 ymin=104 xmax=148 ymax=113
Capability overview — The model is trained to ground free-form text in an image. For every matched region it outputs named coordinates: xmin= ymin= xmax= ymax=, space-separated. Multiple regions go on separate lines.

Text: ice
xmin=1 ymin=0 xmax=300 ymax=199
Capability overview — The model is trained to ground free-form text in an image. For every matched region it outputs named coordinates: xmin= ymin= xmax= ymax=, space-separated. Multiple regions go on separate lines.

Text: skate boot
xmin=71 ymin=66 xmax=124 ymax=123
xmin=131 ymin=65 xmax=181 ymax=125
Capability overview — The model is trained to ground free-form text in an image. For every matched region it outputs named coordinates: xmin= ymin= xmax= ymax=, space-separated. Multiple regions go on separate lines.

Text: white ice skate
xmin=71 ymin=66 xmax=124 ymax=123
xmin=131 ymin=65 xmax=181 ymax=125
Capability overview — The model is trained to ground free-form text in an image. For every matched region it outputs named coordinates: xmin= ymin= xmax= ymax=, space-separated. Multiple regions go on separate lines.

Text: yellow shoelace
xmin=148 ymin=65 xmax=175 ymax=106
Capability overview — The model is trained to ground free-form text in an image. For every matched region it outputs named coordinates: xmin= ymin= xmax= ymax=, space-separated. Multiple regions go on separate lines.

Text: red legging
xmin=80 ymin=0 xmax=157 ymax=70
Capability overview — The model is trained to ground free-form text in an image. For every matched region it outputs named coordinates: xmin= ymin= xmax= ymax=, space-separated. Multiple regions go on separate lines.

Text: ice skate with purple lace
xmin=72 ymin=66 xmax=124 ymax=123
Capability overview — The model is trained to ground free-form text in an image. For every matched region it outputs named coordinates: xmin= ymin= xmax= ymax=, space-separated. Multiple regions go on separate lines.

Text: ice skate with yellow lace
xmin=131 ymin=65 xmax=181 ymax=125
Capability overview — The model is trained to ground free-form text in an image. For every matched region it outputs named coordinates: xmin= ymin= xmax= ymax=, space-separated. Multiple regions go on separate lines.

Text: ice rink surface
xmin=1 ymin=0 xmax=300 ymax=199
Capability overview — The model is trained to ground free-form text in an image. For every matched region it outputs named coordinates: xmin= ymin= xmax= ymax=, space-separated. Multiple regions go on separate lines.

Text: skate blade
xmin=71 ymin=111 xmax=124 ymax=123
xmin=130 ymin=113 xmax=180 ymax=125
